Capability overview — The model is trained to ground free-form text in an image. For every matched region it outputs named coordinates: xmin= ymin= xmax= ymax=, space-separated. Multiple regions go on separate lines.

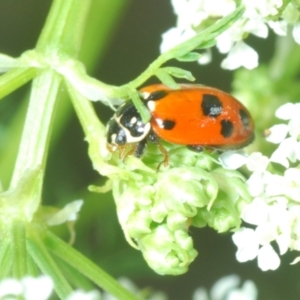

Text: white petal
xmin=232 ymin=228 xmax=259 ymax=262
xmin=270 ymin=138 xmax=298 ymax=167
xmin=219 ymin=151 xmax=247 ymax=170
xmin=276 ymin=232 xmax=290 ymax=255
xmin=241 ymin=197 xmax=269 ymax=225
xmin=22 ymin=276 xmax=53 ymax=300
xmin=293 ymin=23 xmax=300 ymax=44
xmin=257 ymin=244 xmax=280 ymax=271
xmin=217 ymin=31 xmax=235 ymax=53
xmin=265 ymin=124 xmax=289 ymax=144
xmin=283 ymin=168 xmax=300 ymax=202
xmin=210 ymin=275 xmax=240 ymax=300
xmin=284 ymin=168 xmax=300 ymax=185
xmin=245 ymin=18 xmax=269 ymax=38
xmin=192 ymin=287 xmax=209 ymax=300
xmin=0 ymin=278 xmax=23 ymax=297
xmin=46 ymin=200 xmax=83 ymax=226
xmin=221 ymin=42 xmax=258 ymax=70
xmin=227 ymin=280 xmax=258 ymax=300
xmin=247 ymin=173 xmax=264 ymax=197
xmin=288 ymin=117 xmax=300 ymax=138
xmin=275 ymin=102 xmax=295 ymax=120
xmin=160 ymin=27 xmax=196 ymax=53
xmin=264 ymin=172 xmax=286 ymax=196
xmin=255 ymin=223 xmax=277 ymax=245
xmin=198 ymin=49 xmax=212 ymax=65
xmin=67 ymin=290 xmax=101 ymax=300
xmin=246 ymin=152 xmax=269 ymax=172
xmin=203 ymin=0 xmax=236 ymax=17
xmin=290 ymin=256 xmax=300 ymax=265
xmin=270 ymin=149 xmax=289 ymax=168
xmin=268 ymin=21 xmax=287 ymax=36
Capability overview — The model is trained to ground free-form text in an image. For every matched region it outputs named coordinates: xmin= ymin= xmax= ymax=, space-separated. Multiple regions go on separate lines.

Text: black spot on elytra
xmin=239 ymin=109 xmax=250 ymax=128
xmin=162 ymin=119 xmax=176 ymax=130
xmin=146 ymin=90 xmax=168 ymax=101
xmin=201 ymin=94 xmax=223 ymax=118
xmin=220 ymin=119 xmax=233 ymax=138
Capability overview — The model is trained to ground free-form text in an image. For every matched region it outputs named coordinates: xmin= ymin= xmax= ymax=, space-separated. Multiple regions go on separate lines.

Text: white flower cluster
xmin=193 ymin=275 xmax=257 ymax=300
xmin=0 ymin=276 xmax=167 ymax=300
xmin=220 ymin=102 xmax=300 ymax=271
xmin=161 ymin=0 xmax=300 ymax=70
xmin=0 ymin=276 xmax=53 ymax=300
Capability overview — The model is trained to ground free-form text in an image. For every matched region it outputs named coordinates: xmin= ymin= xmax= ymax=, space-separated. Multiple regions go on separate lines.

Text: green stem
xmin=0 ymin=67 xmax=37 ymax=100
xmin=45 ymin=230 xmax=140 ymax=300
xmin=66 ymin=82 xmax=101 ymax=137
xmin=37 ymin=0 xmax=92 ymax=57
xmin=0 ymin=241 xmax=12 ymax=279
xmin=11 ymin=221 xmax=27 ymax=278
xmin=10 ymin=71 xmax=61 ymax=190
xmin=56 ymin=257 xmax=95 ymax=291
xmin=125 ymin=55 xmax=167 ymax=91
xmin=26 ymin=253 xmax=40 ymax=277
xmin=27 ymin=231 xmax=73 ymax=299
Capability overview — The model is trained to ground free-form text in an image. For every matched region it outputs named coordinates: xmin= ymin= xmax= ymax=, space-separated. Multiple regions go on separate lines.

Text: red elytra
xmin=140 ymin=84 xmax=254 ymax=149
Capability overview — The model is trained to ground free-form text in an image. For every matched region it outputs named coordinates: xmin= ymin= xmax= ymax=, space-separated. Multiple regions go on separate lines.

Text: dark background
xmin=0 ymin=1 xmax=299 ymax=299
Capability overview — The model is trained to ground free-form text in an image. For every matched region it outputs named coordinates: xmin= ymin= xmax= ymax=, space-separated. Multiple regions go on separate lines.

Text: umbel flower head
xmin=219 ymin=102 xmax=300 ymax=271
xmin=95 ymin=126 xmax=252 ymax=275
xmin=161 ymin=0 xmax=300 ymax=70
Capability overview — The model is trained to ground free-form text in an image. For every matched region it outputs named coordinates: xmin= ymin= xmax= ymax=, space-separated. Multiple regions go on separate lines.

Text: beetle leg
xmin=134 ymin=139 xmax=147 ymax=158
xmin=156 ymin=142 xmax=169 ymax=170
xmin=148 ymin=131 xmax=169 ymax=170
xmin=187 ymin=145 xmax=204 ymax=152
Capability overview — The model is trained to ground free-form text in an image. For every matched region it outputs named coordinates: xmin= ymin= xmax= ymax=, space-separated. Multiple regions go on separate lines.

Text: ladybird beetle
xmin=106 ymin=84 xmax=254 ymax=166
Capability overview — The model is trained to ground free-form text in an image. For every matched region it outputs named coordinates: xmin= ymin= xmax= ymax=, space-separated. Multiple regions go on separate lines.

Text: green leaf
xmin=176 ymin=52 xmax=203 ymax=62
xmin=155 ymin=69 xmax=180 ymax=89
xmin=163 ymin=67 xmax=195 ymax=81
xmin=128 ymin=88 xmax=151 ymax=123
xmin=196 ymin=39 xmax=217 ymax=49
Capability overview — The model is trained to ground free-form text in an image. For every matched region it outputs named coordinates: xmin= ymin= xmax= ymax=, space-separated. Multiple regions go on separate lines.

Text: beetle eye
xmin=106 ymin=118 xmax=127 ymax=145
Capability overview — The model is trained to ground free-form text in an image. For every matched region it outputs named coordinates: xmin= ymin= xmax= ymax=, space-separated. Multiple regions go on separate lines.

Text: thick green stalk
xmin=27 ymin=232 xmax=73 ymax=299
xmin=45 ymin=231 xmax=140 ymax=300
xmin=11 ymin=221 xmax=27 ymax=278
xmin=37 ymin=0 xmax=92 ymax=57
xmin=9 ymin=0 xmax=93 ymax=194
xmin=9 ymin=71 xmax=61 ymax=190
